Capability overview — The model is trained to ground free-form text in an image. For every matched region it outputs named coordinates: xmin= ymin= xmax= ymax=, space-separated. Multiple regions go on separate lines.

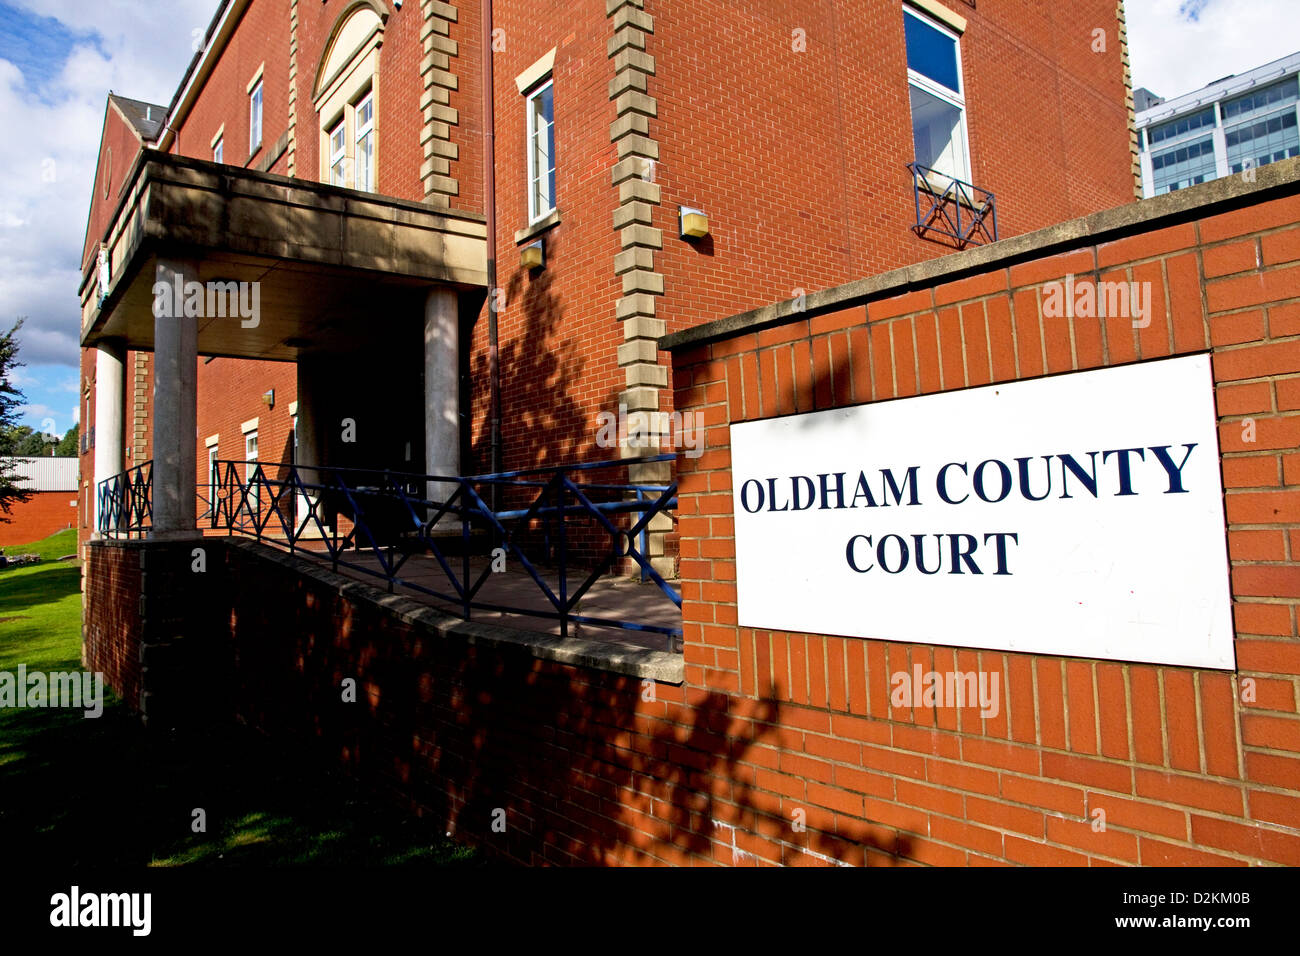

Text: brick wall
xmin=464 ymin=0 xmax=1138 ymax=476
xmin=82 ymin=543 xmax=144 ymax=712
xmin=85 ymin=161 xmax=1300 ymax=868
xmin=663 ymin=165 xmax=1300 ymax=865
xmin=170 ymin=0 xmax=293 ymax=173
xmin=83 ymin=538 xmax=230 ymax=725
xmin=194 ymin=357 xmax=298 ymax=518
xmin=0 ymin=492 xmax=77 ymax=548
xmin=201 ymin=538 xmax=740 ymax=866
xmin=81 ymin=0 xmax=1138 ymax=510
xmin=81 ymin=101 xmax=147 ymax=273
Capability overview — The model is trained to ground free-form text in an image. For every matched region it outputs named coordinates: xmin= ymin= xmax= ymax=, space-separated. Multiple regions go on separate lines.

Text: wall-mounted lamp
xmin=679 ymin=206 xmax=709 ymax=240
xmin=262 ymin=389 xmax=275 ymax=408
xmin=520 ymin=239 xmax=545 ymax=270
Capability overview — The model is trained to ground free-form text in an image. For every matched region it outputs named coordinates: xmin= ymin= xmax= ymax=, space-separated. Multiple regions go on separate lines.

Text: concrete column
xmin=424 ymin=288 xmax=460 ymax=508
xmin=151 ymin=258 xmax=199 ymax=537
xmin=92 ymin=341 xmax=125 ymax=534
xmin=294 ymin=357 xmax=329 ymax=534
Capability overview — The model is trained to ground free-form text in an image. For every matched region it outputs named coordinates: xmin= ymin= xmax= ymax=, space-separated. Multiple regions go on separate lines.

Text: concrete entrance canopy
xmin=78 ymin=149 xmax=488 ymax=359
xmin=80 ymin=148 xmax=488 ymax=536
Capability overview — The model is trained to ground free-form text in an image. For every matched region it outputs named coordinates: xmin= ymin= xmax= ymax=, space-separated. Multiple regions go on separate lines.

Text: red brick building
xmin=78 ymin=0 xmax=1139 ymax=548
xmin=0 ymin=458 xmax=77 ymax=547
xmin=80 ymin=0 xmax=1269 ymax=871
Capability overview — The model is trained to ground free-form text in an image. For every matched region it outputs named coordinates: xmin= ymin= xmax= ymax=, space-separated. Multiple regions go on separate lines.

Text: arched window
xmin=313 ymin=2 xmax=387 ymax=192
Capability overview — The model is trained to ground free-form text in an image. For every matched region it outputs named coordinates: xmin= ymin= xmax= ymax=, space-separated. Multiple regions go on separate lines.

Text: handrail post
xmin=462 ymin=479 xmax=472 ymax=621
xmin=558 ymin=477 xmax=568 ymax=639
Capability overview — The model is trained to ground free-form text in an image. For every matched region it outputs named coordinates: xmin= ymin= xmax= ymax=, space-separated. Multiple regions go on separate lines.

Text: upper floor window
xmin=1221 ymin=76 xmax=1299 ymax=123
xmin=213 ymin=137 xmax=223 ymax=164
xmin=904 ymin=6 xmax=970 ymax=184
xmin=328 ymin=118 xmax=346 ymax=186
xmin=355 ymin=91 xmax=375 ymax=192
xmin=526 ymin=79 xmax=556 ymax=222
xmin=249 ymin=79 xmax=263 ymax=154
xmin=1151 ymin=135 xmax=1217 ymax=193
xmin=313 ymin=4 xmax=383 ymax=192
xmin=1147 ymin=106 xmax=1215 ymax=148
xmin=1222 ymin=76 xmax=1300 ymax=174
xmin=321 ymin=89 xmax=375 ymax=191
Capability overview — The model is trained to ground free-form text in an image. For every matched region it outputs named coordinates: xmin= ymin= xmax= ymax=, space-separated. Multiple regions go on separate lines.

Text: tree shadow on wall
xmin=223 ymin=548 xmax=910 ymax=867
xmin=467 ymin=230 xmax=589 ymax=476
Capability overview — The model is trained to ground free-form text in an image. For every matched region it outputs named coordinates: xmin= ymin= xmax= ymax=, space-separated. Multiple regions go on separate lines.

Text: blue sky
xmin=0 ymin=0 xmax=1296 ymax=439
xmin=0 ymin=5 xmax=99 ymax=94
xmin=0 ymin=0 xmax=218 ymax=440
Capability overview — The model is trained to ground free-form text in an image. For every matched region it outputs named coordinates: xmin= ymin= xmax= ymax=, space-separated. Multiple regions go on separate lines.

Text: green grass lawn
xmin=0 ymin=530 xmax=479 ymax=866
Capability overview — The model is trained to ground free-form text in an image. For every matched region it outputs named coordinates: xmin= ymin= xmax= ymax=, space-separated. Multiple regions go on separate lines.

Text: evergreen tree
xmin=0 ymin=319 xmax=33 ymax=520
xmin=57 ymin=424 xmax=79 ymax=457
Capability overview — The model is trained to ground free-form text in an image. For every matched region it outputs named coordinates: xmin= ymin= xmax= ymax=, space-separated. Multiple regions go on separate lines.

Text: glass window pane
xmin=250 ymin=83 xmax=262 ymax=150
xmin=1222 ymin=76 xmax=1298 ymax=123
xmin=329 ymin=121 xmax=346 ymax=186
xmin=910 ymin=84 xmax=966 ymax=180
xmin=357 ymin=131 xmax=373 ymax=191
xmin=1226 ymin=108 xmax=1299 ymax=174
xmin=1151 ymin=134 xmax=1217 ymax=193
xmin=528 ymin=83 xmax=555 ymax=218
xmin=905 ymin=12 xmax=960 ymax=94
xmin=1147 ymin=106 xmax=1215 ymax=147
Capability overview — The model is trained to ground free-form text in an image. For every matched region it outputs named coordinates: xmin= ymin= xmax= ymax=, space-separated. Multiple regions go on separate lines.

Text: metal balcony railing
xmin=99 ymin=456 xmax=682 ymax=645
xmin=95 ymin=460 xmax=151 ymax=537
xmin=907 ymin=161 xmax=998 ymax=249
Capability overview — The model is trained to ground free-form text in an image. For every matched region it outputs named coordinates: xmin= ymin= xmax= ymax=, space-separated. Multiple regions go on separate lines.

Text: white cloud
xmin=1127 ymin=0 xmax=1299 ymax=99
xmin=18 ymin=402 xmax=66 ymax=429
xmin=0 ymin=0 xmax=218 ymax=381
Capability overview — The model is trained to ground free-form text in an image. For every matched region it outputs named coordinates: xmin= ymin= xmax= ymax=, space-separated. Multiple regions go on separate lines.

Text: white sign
xmin=730 ymin=354 xmax=1235 ymax=670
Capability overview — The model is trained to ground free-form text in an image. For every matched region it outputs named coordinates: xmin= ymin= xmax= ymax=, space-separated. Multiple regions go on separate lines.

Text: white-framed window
xmin=213 ymin=137 xmax=223 ymax=164
xmin=245 ymin=431 xmax=259 ymax=517
xmin=328 ymin=118 xmax=347 ymax=186
xmin=355 ymin=90 xmax=375 ymax=192
xmin=526 ymin=79 xmax=556 ymax=222
xmin=250 ymin=79 xmax=263 ymax=153
xmin=904 ymin=6 xmax=971 ymax=184
xmin=207 ymin=445 xmax=220 ymax=517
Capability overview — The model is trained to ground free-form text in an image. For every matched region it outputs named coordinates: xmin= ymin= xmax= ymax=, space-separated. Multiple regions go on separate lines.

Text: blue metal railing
xmin=907 ymin=161 xmax=998 ymax=249
xmin=102 ymin=456 xmax=681 ymax=645
xmin=95 ymin=460 xmax=151 ymax=537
